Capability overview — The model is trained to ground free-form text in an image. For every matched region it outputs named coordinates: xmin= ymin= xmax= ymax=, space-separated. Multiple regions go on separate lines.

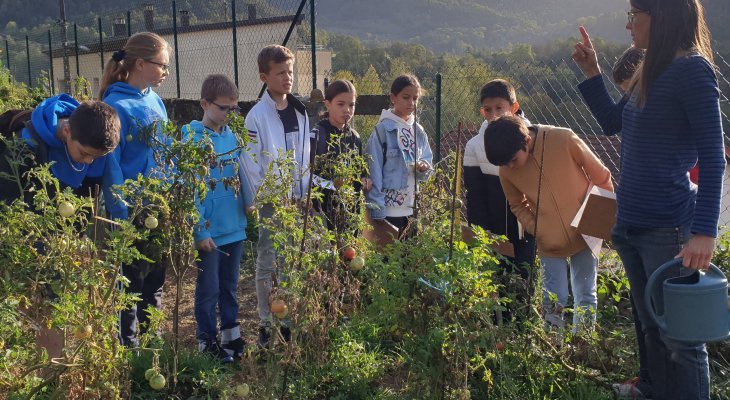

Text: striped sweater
xmin=578 ymin=53 xmax=725 ymax=237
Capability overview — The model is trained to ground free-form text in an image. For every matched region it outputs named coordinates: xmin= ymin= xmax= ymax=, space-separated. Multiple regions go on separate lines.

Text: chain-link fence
xmin=0 ymin=0 xmax=321 ymax=101
xmin=422 ymin=50 xmax=730 ymax=227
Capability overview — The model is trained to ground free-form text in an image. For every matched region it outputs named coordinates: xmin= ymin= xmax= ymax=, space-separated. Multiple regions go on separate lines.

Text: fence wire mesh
xmin=431 ymin=51 xmax=730 ymax=228
xmin=0 ymin=0 xmax=315 ymax=101
xmin=2 ymin=1 xmax=730 ymax=227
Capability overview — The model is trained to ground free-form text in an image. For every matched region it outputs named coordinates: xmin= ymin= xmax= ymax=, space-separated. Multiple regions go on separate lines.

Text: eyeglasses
xmin=209 ymin=100 xmax=241 ymax=114
xmin=145 ymin=59 xmax=170 ymax=72
xmin=627 ymin=10 xmax=649 ymax=24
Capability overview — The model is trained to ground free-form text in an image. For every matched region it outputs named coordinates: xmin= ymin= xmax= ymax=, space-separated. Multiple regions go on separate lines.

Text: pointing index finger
xmin=579 ymin=26 xmax=594 ymax=49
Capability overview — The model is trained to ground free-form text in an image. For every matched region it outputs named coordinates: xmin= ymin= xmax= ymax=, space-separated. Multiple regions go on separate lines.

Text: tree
xmin=357 ymin=65 xmax=383 ymax=95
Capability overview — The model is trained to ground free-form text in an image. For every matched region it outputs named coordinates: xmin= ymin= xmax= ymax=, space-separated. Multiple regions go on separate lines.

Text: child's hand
xmin=361 ymin=178 xmax=373 ymax=191
xmin=196 ymin=238 xmax=217 ymax=253
xmin=245 ymin=204 xmax=257 ymax=216
xmin=571 ymin=26 xmax=601 ymax=79
xmin=416 ymin=161 xmax=431 ymax=173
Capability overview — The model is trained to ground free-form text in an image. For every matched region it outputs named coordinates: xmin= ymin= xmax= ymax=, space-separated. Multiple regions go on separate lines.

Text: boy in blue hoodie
xmin=0 ymin=94 xmax=120 ymax=204
xmin=0 ymin=93 xmax=120 ymax=366
xmin=183 ymin=74 xmax=254 ymax=363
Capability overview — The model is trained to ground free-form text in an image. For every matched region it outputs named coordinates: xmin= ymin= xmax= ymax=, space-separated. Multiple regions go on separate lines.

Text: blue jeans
xmin=611 ymin=224 xmax=709 ymax=400
xmin=194 ymin=240 xmax=244 ymax=342
xmin=541 ymin=246 xmax=598 ymax=328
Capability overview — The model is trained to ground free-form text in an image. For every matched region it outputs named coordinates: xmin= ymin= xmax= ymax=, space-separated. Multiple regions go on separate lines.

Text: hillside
xmin=0 ymin=0 xmax=728 ymax=52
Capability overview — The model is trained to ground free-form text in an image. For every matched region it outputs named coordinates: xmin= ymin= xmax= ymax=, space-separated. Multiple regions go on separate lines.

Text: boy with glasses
xmin=182 ymin=74 xmax=254 ymax=362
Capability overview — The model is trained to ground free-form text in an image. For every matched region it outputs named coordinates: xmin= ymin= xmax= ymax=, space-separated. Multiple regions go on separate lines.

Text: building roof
xmin=48 ymin=14 xmax=303 ymax=58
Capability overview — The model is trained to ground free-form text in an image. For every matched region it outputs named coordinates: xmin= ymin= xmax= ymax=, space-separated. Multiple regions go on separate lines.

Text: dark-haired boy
xmin=462 ymin=79 xmax=535 ymax=323
xmin=1 ymin=93 xmax=120 ymax=204
xmin=484 ymin=115 xmax=613 ymax=330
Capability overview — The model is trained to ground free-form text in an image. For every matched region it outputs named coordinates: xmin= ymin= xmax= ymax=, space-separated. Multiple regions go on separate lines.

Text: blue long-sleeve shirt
xmin=578 ymin=53 xmax=725 ymax=237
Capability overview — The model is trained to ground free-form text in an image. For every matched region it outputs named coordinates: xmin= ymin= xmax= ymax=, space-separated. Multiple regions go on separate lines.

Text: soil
xmin=161 ymin=240 xmax=260 ymax=348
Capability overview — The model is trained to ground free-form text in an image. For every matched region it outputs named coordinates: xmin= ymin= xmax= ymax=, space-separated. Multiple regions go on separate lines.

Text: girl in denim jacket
xmin=365 ymin=75 xmax=433 ymax=238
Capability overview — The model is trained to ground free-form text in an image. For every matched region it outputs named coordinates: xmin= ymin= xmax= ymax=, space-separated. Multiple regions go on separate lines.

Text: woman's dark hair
xmin=325 ymin=79 xmax=357 ymax=101
xmin=390 ymin=74 xmax=421 ymax=96
xmin=630 ymin=0 xmax=713 ymax=106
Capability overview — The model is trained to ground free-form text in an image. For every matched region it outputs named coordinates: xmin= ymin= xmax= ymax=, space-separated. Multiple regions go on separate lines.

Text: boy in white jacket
xmin=239 ymin=45 xmax=310 ymax=348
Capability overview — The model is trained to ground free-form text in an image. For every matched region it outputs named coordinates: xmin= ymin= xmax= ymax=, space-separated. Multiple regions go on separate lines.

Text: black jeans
xmin=119 ymin=257 xmax=166 ymax=347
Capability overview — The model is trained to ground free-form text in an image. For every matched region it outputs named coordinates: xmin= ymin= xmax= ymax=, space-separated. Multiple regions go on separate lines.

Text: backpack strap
xmin=0 ymin=109 xmax=33 ymax=137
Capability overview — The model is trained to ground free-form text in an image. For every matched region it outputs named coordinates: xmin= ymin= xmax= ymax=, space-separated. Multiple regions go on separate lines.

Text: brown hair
xmin=612 ymin=46 xmax=645 ymax=85
xmin=98 ymin=32 xmax=170 ymax=99
xmin=629 ymin=0 xmax=714 ymax=107
xmin=201 ymin=74 xmax=238 ymax=101
xmin=390 ymin=74 xmax=421 ymax=96
xmin=483 ymin=115 xmax=530 ymax=166
xmin=69 ymin=101 xmax=121 ymax=151
xmin=325 ymin=79 xmax=357 ymax=101
xmin=479 ymin=79 xmax=517 ymax=104
xmin=257 ymin=45 xmax=294 ymax=74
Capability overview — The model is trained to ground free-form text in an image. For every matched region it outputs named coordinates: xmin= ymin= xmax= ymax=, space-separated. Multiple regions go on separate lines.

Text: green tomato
xmin=144 ymin=368 xmax=156 ymax=381
xmin=144 ymin=216 xmax=159 ymax=229
xmin=58 ymin=201 xmax=75 ymax=218
xmin=235 ymin=383 xmax=250 ymax=397
xmin=125 ymin=134 xmax=134 ymax=142
xmin=149 ymin=373 xmax=166 ymax=390
xmin=349 ymin=256 xmax=365 ymax=271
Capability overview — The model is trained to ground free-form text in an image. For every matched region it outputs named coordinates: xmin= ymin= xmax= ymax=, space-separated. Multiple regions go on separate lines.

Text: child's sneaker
xmin=257 ymin=326 xmax=271 ymax=349
xmin=222 ymin=337 xmax=246 ymax=359
xmin=221 ymin=326 xmax=245 ymax=359
xmin=543 ymin=303 xmax=565 ymax=329
xmin=612 ymin=377 xmax=648 ymax=399
xmin=199 ymin=340 xmax=234 ymax=364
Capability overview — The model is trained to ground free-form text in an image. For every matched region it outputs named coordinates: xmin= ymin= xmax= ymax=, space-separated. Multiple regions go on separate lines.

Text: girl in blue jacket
xmin=365 ymin=75 xmax=433 ymax=239
xmin=99 ymin=31 xmax=171 ymax=347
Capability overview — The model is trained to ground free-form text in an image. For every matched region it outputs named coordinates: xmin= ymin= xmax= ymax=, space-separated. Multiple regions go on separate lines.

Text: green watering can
xmin=645 ymin=258 xmax=730 ymax=343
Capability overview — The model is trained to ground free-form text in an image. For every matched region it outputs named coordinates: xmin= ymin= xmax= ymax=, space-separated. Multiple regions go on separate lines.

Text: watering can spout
xmin=645 ymin=259 xmax=730 ymax=343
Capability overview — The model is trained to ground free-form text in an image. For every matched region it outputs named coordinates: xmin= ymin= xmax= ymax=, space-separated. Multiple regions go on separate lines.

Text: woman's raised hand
xmin=572 ymin=26 xmax=602 ymax=79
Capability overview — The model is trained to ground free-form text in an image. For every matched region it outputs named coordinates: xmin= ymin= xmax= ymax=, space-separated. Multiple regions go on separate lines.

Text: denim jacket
xmin=365 ymin=109 xmax=433 ymax=220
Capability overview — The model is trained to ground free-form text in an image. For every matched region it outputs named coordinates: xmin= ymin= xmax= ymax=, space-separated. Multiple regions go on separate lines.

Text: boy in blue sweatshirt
xmin=0 ymin=94 xmax=120 ymax=204
xmin=0 ymin=93 xmax=120 ymax=365
xmin=183 ymin=74 xmax=254 ymax=363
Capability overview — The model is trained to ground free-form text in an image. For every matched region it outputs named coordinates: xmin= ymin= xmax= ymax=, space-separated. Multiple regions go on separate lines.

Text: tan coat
xmin=499 ymin=125 xmax=613 ymax=258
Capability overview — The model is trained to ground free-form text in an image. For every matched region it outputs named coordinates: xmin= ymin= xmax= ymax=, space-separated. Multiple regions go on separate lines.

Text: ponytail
xmin=98 ymin=32 xmax=170 ymax=99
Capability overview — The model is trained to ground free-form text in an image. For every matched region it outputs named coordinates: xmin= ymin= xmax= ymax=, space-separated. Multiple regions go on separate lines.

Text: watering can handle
xmin=644 ymin=258 xmax=725 ymax=330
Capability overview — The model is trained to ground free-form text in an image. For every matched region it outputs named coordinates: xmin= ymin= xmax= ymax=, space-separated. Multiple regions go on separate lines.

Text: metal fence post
xmin=127 ymin=11 xmax=132 ymax=37
xmin=4 ymin=39 xmax=9 ymax=69
xmin=25 ymin=35 xmax=31 ymax=87
xmin=74 ymin=23 xmax=80 ymax=76
xmin=48 ymin=30 xmax=55 ymax=95
xmin=98 ymin=17 xmax=104 ymax=73
xmin=231 ymin=0 xmax=239 ymax=88
xmin=172 ymin=1 xmax=181 ymax=98
xmin=310 ymin=0 xmax=316 ymax=90
xmin=435 ymin=72 xmax=442 ymax=163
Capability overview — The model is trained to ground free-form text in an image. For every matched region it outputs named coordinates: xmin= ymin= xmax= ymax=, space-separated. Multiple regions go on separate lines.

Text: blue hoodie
xmin=23 ymin=94 xmax=113 ymax=189
xmin=102 ymin=82 xmax=168 ymax=219
xmin=183 ymin=121 xmax=252 ymax=246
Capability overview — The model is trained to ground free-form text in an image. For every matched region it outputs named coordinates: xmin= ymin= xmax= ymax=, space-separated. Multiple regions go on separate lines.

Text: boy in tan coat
xmin=484 ymin=115 xmax=613 ymax=330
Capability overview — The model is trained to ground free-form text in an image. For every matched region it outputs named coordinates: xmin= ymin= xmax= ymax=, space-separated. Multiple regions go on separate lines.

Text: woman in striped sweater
xmin=572 ymin=0 xmax=724 ymax=399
